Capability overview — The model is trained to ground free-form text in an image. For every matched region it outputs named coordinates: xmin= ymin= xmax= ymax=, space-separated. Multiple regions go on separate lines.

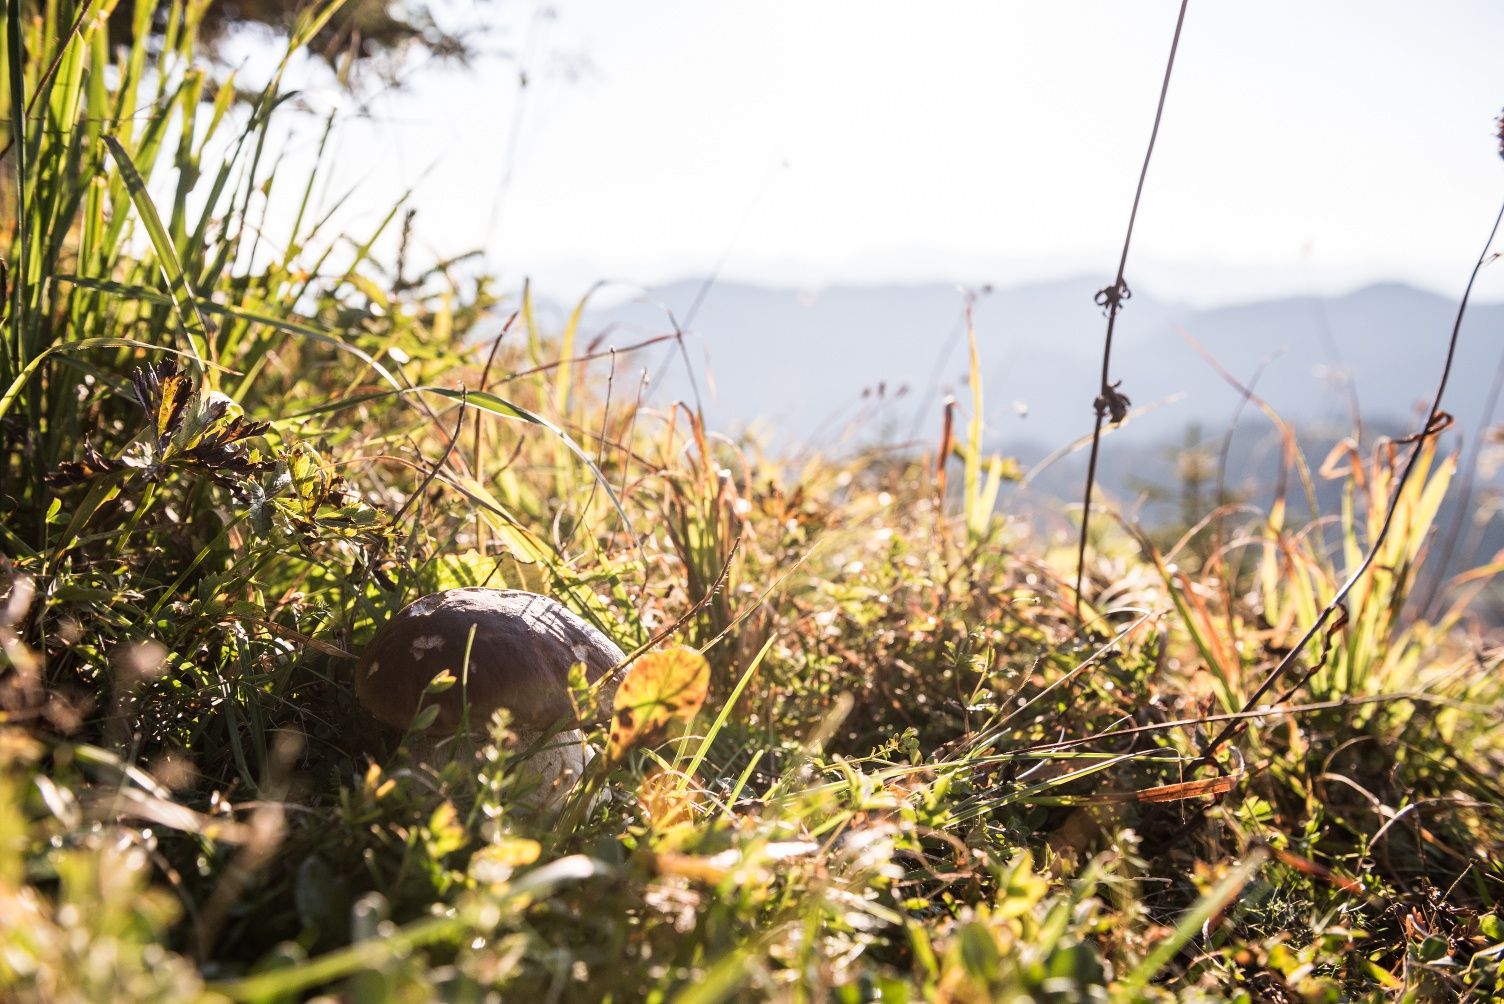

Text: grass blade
xmin=102 ymin=134 xmax=212 ymax=376
xmin=0 ymin=336 xmax=231 ymax=424
xmin=1122 ymin=848 xmax=1268 ymax=994
xmin=55 ymin=274 xmax=402 ymax=391
xmin=6 ymin=0 xmax=29 ymax=366
xmin=677 ymin=632 xmax=777 ymax=792
xmin=424 ymin=386 xmax=641 ymax=556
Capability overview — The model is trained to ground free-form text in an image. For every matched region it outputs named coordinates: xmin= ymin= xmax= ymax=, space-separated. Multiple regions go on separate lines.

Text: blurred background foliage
xmin=109 ymin=0 xmax=486 ymax=76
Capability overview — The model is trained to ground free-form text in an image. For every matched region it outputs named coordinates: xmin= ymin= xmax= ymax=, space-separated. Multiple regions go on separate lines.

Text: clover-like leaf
xmin=607 ymin=646 xmax=710 ymax=763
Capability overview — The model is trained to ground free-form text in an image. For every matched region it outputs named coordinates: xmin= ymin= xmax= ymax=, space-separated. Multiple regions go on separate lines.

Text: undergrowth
xmin=2 ymin=3 xmax=1503 ymax=1001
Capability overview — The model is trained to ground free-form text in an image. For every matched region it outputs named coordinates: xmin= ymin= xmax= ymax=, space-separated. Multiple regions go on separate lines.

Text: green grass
xmin=3 ymin=3 xmax=1504 ymax=1001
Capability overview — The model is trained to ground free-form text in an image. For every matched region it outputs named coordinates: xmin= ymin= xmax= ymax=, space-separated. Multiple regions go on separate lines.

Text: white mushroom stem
xmin=511 ymin=728 xmax=597 ymax=817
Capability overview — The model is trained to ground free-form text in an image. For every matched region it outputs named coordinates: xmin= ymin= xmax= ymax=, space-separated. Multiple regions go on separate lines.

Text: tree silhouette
xmin=109 ymin=0 xmax=483 ymax=76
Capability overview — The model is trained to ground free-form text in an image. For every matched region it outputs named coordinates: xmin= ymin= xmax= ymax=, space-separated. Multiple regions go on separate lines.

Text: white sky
xmin=275 ymin=0 xmax=1504 ymax=305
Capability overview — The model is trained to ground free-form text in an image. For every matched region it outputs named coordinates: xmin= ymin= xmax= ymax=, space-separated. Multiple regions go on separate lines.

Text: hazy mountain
xmin=587 ymin=278 xmax=1504 ymax=464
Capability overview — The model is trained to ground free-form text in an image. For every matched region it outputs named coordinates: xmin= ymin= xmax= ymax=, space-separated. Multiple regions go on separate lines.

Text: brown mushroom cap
xmin=354 ymin=588 xmax=627 ymax=734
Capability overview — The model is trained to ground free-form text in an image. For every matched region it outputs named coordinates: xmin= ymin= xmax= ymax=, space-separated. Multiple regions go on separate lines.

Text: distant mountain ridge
xmin=585 ymin=278 xmax=1504 ymax=460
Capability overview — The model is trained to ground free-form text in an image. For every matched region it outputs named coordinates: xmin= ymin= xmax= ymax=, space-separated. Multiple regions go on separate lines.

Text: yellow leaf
xmin=429 ymin=800 xmax=458 ymax=834
xmin=608 ymin=646 xmax=710 ymax=762
xmin=471 ymin=837 xmax=542 ymax=884
xmin=636 ymin=768 xmax=706 ymax=830
xmin=652 ymin=851 xmax=732 ymax=884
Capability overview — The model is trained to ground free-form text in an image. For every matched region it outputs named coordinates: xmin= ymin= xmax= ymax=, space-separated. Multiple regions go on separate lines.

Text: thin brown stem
xmin=1073 ymin=0 xmax=1192 ymax=624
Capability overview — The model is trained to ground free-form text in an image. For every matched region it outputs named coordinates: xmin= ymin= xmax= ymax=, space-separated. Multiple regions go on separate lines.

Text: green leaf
xmin=409 ymin=703 xmax=441 ymax=733
xmin=295 ymin=855 xmax=342 ymax=934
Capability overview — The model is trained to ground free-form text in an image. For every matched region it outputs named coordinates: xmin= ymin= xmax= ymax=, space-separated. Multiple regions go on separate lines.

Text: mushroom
xmin=355 ymin=588 xmax=626 ymax=811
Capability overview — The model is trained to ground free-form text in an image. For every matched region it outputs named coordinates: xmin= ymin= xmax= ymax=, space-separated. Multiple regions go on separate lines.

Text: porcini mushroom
xmin=355 ymin=587 xmax=626 ymax=811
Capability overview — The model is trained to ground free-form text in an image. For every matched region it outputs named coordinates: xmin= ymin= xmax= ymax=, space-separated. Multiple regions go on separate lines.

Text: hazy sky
xmin=277 ymin=0 xmax=1504 ymax=305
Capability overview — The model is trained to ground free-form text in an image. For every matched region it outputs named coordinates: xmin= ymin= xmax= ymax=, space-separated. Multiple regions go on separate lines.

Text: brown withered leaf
xmin=608 ymin=646 xmax=710 ymax=763
xmin=47 ymin=439 xmax=128 ymax=486
xmin=1131 ymin=772 xmax=1241 ymax=803
xmin=1269 ymin=844 xmax=1364 ymax=895
xmin=1078 ymin=772 xmax=1243 ymax=806
xmin=182 ymin=415 xmax=272 ymax=473
xmin=130 ymin=360 xmax=193 ymax=451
